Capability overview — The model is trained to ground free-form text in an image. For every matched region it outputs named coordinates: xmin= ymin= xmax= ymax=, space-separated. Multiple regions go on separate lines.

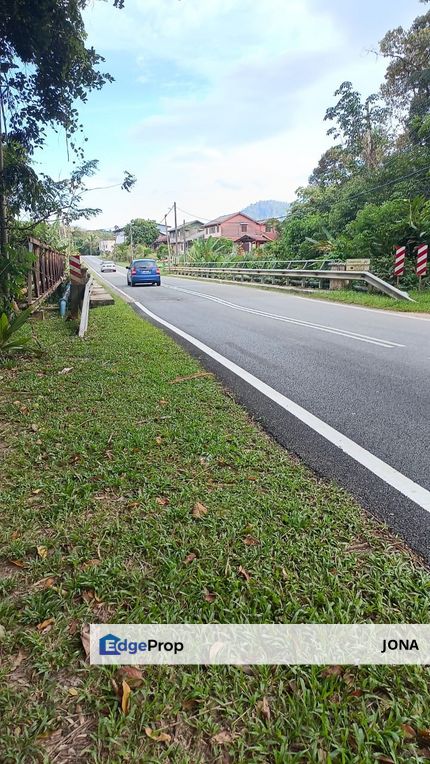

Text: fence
xmin=27 ymin=237 xmax=65 ymax=305
xmin=167 ymin=265 xmax=413 ymax=301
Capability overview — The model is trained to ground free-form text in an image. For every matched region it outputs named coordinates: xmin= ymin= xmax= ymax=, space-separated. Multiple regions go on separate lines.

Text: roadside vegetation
xmin=1 ymin=299 xmax=430 ymax=762
xmin=180 ymin=6 xmax=430 ymax=299
xmin=294 ymin=288 xmax=430 ymax=313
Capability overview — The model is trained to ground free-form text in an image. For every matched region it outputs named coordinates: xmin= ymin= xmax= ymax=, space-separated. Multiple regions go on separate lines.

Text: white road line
xmin=165 ymin=284 xmax=404 ymax=348
xmin=87 ymin=266 xmax=430 ymax=514
xmin=164 ymin=273 xmax=430 ymax=322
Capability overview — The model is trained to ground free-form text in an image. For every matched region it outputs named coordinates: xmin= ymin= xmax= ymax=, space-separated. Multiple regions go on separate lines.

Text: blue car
xmin=127 ymin=258 xmax=161 ymax=287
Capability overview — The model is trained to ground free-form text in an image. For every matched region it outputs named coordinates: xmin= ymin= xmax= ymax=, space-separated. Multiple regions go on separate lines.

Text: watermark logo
xmin=99 ymin=633 xmax=121 ymax=655
xmin=98 ymin=632 xmax=184 ymax=657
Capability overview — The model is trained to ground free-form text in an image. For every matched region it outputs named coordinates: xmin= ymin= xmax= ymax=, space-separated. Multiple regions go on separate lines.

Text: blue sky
xmin=36 ymin=0 xmax=419 ymax=230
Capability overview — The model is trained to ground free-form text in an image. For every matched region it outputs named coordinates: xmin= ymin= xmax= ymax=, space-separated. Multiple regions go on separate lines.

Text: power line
xmin=339 ymin=163 xmax=430 ymax=202
xmin=176 ymin=206 xmax=210 ymax=222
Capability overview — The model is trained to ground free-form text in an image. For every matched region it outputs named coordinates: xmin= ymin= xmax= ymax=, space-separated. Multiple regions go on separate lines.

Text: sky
xmin=35 ymin=0 xmax=419 ymax=230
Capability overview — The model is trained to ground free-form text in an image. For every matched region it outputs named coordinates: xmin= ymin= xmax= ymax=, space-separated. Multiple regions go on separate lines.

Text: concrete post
xmin=329 ymin=261 xmax=346 ymax=290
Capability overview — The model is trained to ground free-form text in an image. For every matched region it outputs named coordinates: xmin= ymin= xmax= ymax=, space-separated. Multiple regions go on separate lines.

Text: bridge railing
xmin=27 ymin=237 xmax=65 ymax=305
xmin=166 ymin=265 xmax=413 ymax=301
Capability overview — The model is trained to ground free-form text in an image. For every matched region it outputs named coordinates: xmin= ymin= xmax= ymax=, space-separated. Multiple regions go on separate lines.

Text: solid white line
xmin=87 ymin=266 xmax=430 ymax=513
xmin=165 ymin=284 xmax=404 ymax=348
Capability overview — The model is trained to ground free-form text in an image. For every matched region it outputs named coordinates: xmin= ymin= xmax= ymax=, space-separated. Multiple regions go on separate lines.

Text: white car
xmin=101 ymin=261 xmax=116 ymax=273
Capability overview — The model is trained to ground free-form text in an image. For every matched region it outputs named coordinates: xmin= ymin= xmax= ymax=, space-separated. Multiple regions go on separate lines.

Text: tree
xmin=0 ymin=0 xmax=136 ymax=308
xmin=188 ymin=237 xmax=236 ymax=263
xmin=379 ymin=6 xmax=430 ymax=118
xmin=324 ymin=81 xmax=390 ymax=169
xmin=0 ymin=0 xmax=119 ymax=154
xmin=309 ymin=146 xmax=358 ymax=188
xmin=124 ymin=219 xmax=159 ymax=248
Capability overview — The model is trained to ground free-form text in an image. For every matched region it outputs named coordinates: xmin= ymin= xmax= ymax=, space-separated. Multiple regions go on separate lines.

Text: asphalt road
xmin=87 ymin=257 xmax=430 ymax=561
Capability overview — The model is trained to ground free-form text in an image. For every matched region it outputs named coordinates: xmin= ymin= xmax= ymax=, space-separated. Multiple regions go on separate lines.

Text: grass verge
xmin=1 ymin=298 xmax=430 ymax=763
xmin=293 ymin=288 xmax=430 ymax=313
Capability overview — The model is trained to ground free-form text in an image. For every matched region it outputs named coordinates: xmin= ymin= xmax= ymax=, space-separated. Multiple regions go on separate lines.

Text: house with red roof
xmin=203 ymin=212 xmax=277 ymax=253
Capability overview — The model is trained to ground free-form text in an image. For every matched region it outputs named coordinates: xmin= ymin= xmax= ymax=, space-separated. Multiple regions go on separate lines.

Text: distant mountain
xmin=241 ymin=200 xmax=289 ymax=221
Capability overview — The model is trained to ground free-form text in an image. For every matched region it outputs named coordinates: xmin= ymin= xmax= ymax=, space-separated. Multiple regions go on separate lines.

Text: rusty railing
xmin=27 ymin=237 xmax=65 ymax=305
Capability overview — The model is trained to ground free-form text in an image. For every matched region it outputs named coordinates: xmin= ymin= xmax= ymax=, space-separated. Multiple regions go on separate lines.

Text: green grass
xmin=1 ymin=299 xmax=430 ymax=763
xmin=295 ymin=288 xmax=430 ymax=313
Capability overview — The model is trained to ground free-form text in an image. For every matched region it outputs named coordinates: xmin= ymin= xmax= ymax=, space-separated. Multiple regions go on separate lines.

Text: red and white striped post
xmin=69 ymin=254 xmax=82 ymax=284
xmin=416 ymin=243 xmax=428 ymax=289
xmin=394 ymin=245 xmax=406 ymax=285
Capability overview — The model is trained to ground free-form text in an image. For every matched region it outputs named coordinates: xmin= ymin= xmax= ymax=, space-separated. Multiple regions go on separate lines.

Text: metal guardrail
xmin=168 ymin=266 xmax=413 ymax=301
xmin=78 ymin=276 xmax=93 ymax=337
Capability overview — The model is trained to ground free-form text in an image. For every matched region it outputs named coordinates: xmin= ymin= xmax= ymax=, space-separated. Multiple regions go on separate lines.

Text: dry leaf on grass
xmin=121 ymin=680 xmax=131 ymax=714
xmin=11 ymin=530 xmax=20 ymax=540
xmin=81 ymin=559 xmax=101 ymax=569
xmin=33 ymin=576 xmax=56 ymax=590
xmin=417 ymin=750 xmax=430 ymax=761
xmin=9 ymin=651 xmax=25 ymax=672
xmin=32 ymin=489 xmax=42 ymax=495
xmin=31 ymin=423 xmax=38 ymax=432
xmin=401 ymin=724 xmax=416 ymax=740
xmin=192 ymin=502 xmax=208 ymax=518
xmin=375 ymin=756 xmax=395 ymax=764
xmin=418 ymin=730 xmax=430 ymax=746
xmin=243 ymin=534 xmax=259 ymax=546
xmin=155 ymin=436 xmax=162 ymax=445
xmin=204 ymin=591 xmax=217 ymax=603
xmin=182 ymin=698 xmax=199 ymax=712
xmin=159 ymin=399 xmax=168 ymax=405
xmin=117 ymin=666 xmax=144 ymax=688
xmin=82 ymin=590 xmax=101 ymax=604
xmin=238 ymin=565 xmax=251 ymax=581
xmin=169 ymin=371 xmax=213 ymax=384
xmin=145 ymin=727 xmax=172 ymax=743
xmin=211 ymin=730 xmax=234 ymax=745
xmin=58 ymin=367 xmax=73 ymax=375
xmin=256 ymin=696 xmax=271 ymax=720
xmin=156 ymin=497 xmax=169 ymax=506
xmin=321 ymin=665 xmax=343 ymax=677
xmin=184 ymin=553 xmax=196 ymax=564
xmin=10 ymin=560 xmax=26 ymax=569
xmin=37 ymin=618 xmax=54 ymax=632
xmin=37 ymin=545 xmax=48 ymax=559
xmin=67 ymin=687 xmax=78 ymax=697
xmin=80 ymin=623 xmax=90 ymax=657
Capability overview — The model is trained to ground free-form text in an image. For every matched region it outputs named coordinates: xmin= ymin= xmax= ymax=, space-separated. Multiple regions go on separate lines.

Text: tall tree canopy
xmin=124 ymin=219 xmax=159 ymax=248
xmin=0 ymin=0 xmax=121 ymax=153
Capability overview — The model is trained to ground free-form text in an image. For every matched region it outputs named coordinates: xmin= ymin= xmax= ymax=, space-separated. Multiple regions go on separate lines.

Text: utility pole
xmin=130 ymin=221 xmax=133 ymax=259
xmin=165 ymin=214 xmax=171 ymax=269
xmin=174 ymin=202 xmax=179 ymax=264
xmin=183 ymin=218 xmax=186 ymax=263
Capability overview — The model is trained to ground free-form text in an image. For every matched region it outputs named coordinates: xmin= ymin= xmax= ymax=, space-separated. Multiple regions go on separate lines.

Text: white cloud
xmin=74 ymin=0 xmax=421 ymax=229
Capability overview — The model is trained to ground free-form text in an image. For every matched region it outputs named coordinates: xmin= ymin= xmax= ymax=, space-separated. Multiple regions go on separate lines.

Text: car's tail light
xmin=131 ymin=268 xmax=136 ymax=275
xmin=156 ymin=268 xmax=160 ymax=274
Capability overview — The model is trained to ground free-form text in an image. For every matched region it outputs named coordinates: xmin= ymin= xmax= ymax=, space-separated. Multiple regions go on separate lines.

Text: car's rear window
xmin=134 ymin=259 xmax=156 ymax=267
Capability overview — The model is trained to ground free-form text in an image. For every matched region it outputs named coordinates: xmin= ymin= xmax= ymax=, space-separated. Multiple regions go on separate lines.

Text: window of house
xmin=241 ymin=223 xmax=248 ymax=232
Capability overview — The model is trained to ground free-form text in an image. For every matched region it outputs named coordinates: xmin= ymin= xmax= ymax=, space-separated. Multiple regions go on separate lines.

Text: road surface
xmin=87 ymin=257 xmax=430 ymax=561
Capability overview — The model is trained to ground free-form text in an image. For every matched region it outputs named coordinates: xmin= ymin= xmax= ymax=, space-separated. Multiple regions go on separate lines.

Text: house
xmin=113 ymin=227 xmax=125 ymax=245
xmin=168 ymin=220 xmax=205 ymax=255
xmin=203 ymin=212 xmax=277 ymax=253
xmin=99 ymin=239 xmax=115 ymax=254
xmin=152 ymin=232 xmax=168 ymax=250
